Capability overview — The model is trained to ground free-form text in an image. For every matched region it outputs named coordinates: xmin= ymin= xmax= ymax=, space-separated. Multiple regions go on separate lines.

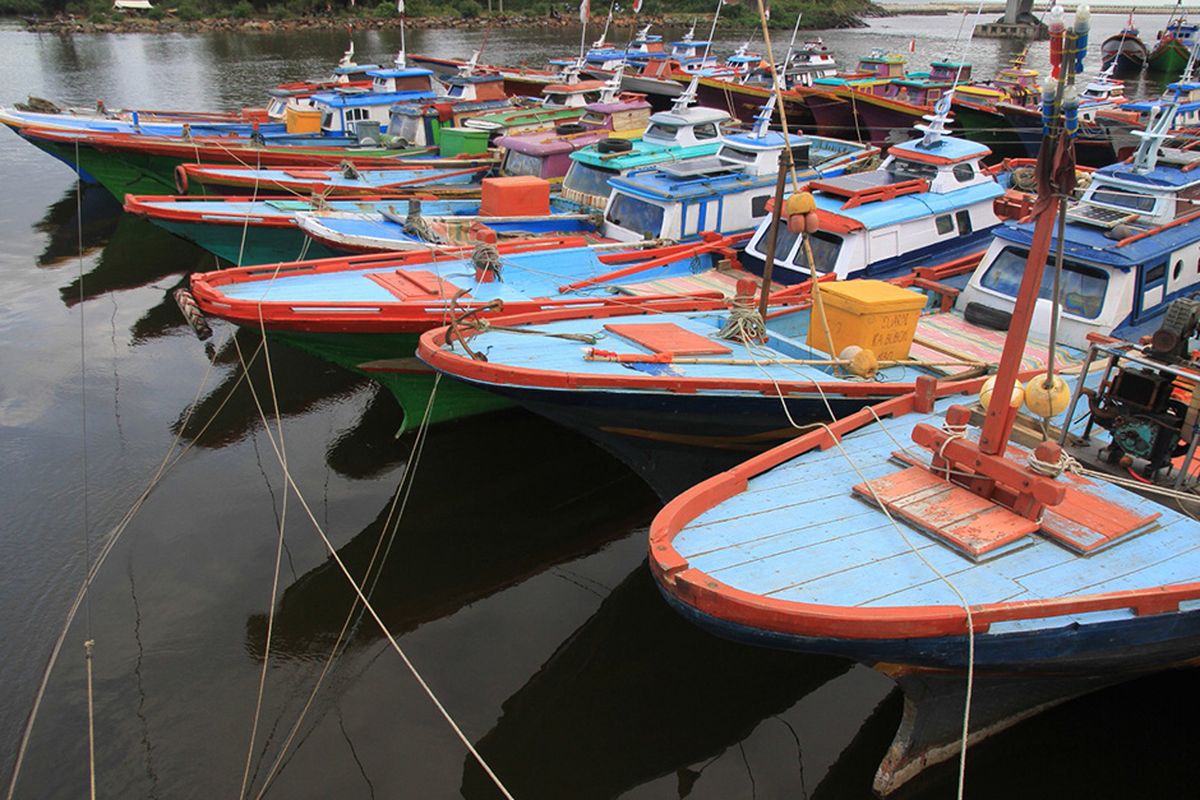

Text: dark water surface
xmin=1 ymin=16 xmax=1197 ymax=799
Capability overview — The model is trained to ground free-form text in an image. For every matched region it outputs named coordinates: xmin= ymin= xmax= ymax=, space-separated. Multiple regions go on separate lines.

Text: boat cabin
xmin=562 ymin=98 xmax=732 ymax=208
xmin=959 ymin=108 xmax=1200 ymax=348
xmin=496 ymin=94 xmax=652 ymax=182
xmin=743 ymin=106 xmax=1002 ymax=282
xmin=603 ymin=99 xmax=873 ymax=242
xmin=442 ymin=73 xmax=508 ymax=103
xmin=388 ymin=97 xmax=511 ymax=147
xmin=1123 ymin=81 xmax=1200 ymax=128
xmin=303 ymin=68 xmax=437 ymax=136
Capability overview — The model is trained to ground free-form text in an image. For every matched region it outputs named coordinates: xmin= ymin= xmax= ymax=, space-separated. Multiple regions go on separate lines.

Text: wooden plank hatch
xmin=853 ymin=466 xmax=1038 ymax=562
xmin=603 ymin=322 xmax=733 ymax=356
xmin=367 ymin=269 xmax=464 ymax=300
xmin=1040 ymin=484 xmax=1161 ymax=554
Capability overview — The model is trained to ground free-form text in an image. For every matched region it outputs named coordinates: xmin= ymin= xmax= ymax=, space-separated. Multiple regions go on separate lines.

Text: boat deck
xmin=670 ymin=399 xmax=1200 ymax=632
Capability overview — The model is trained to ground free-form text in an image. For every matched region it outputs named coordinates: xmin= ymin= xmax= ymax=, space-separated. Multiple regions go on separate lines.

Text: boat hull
xmin=691 ymin=78 xmax=816 ymax=131
xmin=1100 ymin=34 xmax=1149 ymax=74
xmin=950 ymin=100 xmax=1024 ymax=161
xmin=996 ymin=105 xmax=1125 ymax=167
xmin=1147 ymin=37 xmax=1192 ymax=75
xmin=271 ymin=330 xmax=510 ymax=432
xmin=148 ymin=216 xmax=339 ymax=266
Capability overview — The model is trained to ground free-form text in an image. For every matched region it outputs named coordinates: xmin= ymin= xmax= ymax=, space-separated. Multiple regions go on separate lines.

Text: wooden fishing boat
xmin=14 ymin=126 xmax=447 ymax=200
xmin=559 ymin=82 xmax=732 ymax=209
xmin=294 ymin=177 xmax=602 ymax=256
xmin=650 ymin=39 xmax=1200 ymax=795
xmin=1148 ymin=17 xmax=1198 ymax=76
xmin=602 ymin=98 xmax=877 ymax=244
xmin=462 ymin=80 xmax=617 ymax=138
xmin=123 ymin=194 xmax=522 ymax=266
xmin=802 ymin=51 xmax=911 ymax=141
xmin=181 ymin=234 xmax=748 ymax=429
xmin=834 ymin=60 xmax=973 ymax=150
xmin=1101 ymin=19 xmax=1149 ymax=75
xmin=740 ymin=100 xmax=1006 ymax=283
xmin=175 ymin=158 xmax=495 ymax=198
xmin=949 ymin=56 xmax=1041 ymax=161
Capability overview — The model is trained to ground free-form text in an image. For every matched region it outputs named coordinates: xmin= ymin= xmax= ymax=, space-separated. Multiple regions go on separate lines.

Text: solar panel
xmin=811 ymin=170 xmax=896 ymax=197
xmin=1065 ymin=202 xmax=1141 ymax=229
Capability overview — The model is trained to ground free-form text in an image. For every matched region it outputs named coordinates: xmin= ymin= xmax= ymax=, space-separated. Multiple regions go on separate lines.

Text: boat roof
xmin=811 ymin=175 xmax=1002 ymax=231
xmin=545 ymin=80 xmax=608 ymax=93
xmin=367 ymin=67 xmax=433 ymax=78
xmin=648 ymin=105 xmax=730 ymax=126
xmin=496 ymin=129 xmax=613 ymax=156
xmin=1096 ymin=158 xmax=1200 ymax=190
xmin=571 ymin=137 xmax=721 ymax=168
xmin=889 ymin=135 xmax=991 ymax=165
xmin=312 ymin=89 xmax=434 ymax=107
xmin=609 ymin=165 xmax=776 ymax=201
xmin=991 ymin=216 xmax=1200 ymax=269
xmin=586 ymin=99 xmax=651 ymax=113
xmin=334 ymin=64 xmax=379 ymax=74
xmin=721 ymin=129 xmax=807 ymax=150
xmin=444 ymin=73 xmax=505 ymax=85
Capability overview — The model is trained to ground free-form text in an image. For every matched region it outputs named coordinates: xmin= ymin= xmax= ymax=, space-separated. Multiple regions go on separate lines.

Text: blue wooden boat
xmin=602 ymin=98 xmax=878 ymax=243
xmin=650 ymin=62 xmax=1200 ymax=795
xmin=294 ymin=193 xmax=600 ymax=255
xmin=559 ymin=80 xmax=733 ymax=209
xmin=182 ymin=234 xmax=749 ymax=429
xmin=740 ymin=98 xmax=1005 ymax=283
xmin=124 ymin=194 xmax=503 ymax=265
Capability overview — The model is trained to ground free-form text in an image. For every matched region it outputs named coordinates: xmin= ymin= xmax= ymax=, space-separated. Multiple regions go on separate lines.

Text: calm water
xmin=0 ymin=15 xmax=1197 ymax=799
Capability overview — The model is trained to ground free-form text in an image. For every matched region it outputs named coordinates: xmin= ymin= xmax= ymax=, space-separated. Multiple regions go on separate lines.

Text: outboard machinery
xmin=1084 ymin=296 xmax=1200 ymax=478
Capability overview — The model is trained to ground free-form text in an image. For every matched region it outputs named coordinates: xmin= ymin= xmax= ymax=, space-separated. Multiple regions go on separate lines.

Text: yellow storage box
xmin=285 ymin=105 xmax=323 ymax=134
xmin=807 ymin=280 xmax=927 ymax=361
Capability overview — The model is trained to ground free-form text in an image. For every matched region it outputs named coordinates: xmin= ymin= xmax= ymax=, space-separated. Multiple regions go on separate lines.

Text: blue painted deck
xmin=672 ymin=398 xmax=1200 ymax=632
xmin=215 ymin=245 xmax=720 ymax=305
xmin=133 ymin=197 xmax=491 ymax=224
xmin=194 ymin=165 xmax=481 ymax=189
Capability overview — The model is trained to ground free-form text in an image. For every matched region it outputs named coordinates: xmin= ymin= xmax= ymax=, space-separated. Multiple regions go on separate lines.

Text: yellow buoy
xmin=1024 ymin=373 xmax=1071 ymax=417
xmin=783 ymin=191 xmax=816 ymax=216
xmin=979 ymin=375 xmax=1024 ymax=410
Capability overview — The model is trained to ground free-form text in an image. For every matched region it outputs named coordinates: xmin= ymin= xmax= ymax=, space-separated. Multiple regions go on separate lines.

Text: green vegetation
xmin=6 ymin=0 xmax=879 ymax=30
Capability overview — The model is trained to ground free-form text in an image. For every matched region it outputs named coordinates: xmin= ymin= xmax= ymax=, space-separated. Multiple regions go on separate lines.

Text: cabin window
xmin=694 ymin=123 xmax=720 ymax=140
xmin=751 ymin=194 xmax=773 ymax=217
xmin=1146 ymin=263 xmax=1166 ymax=284
xmin=764 ymin=226 xmax=801 ymax=266
xmin=580 ymin=111 xmax=608 ymax=126
xmin=644 ymin=123 xmax=679 ymax=141
xmin=564 ymin=163 xmax=618 ymax=199
xmin=952 ymin=163 xmax=975 ymax=182
xmin=791 ymin=230 xmax=842 ymax=274
xmin=956 ymin=210 xmax=973 ymax=235
xmin=979 ymin=247 xmax=1108 ymax=319
xmin=1091 ymin=187 xmax=1157 ymax=212
xmin=583 ymin=91 xmax=602 ymax=104
xmin=503 ymin=150 xmax=545 ymax=178
xmin=391 ymin=114 xmax=423 ymax=144
xmin=321 ymin=110 xmax=334 ymax=129
xmin=606 ymin=194 xmax=666 ymax=238
xmin=885 ymin=157 xmax=937 ymax=182
xmin=935 ymin=215 xmax=954 ymax=235
xmin=718 ymin=146 xmax=757 ymax=164
xmin=1175 ymin=260 xmax=1184 ymax=280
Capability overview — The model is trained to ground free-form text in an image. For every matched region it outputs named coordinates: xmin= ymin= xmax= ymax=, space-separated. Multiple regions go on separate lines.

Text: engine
xmin=1085 ymin=298 xmax=1200 ymax=478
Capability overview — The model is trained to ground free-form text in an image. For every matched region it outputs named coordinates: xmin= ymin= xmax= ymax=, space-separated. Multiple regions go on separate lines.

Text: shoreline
xmin=9 ymin=8 xmax=881 ymax=34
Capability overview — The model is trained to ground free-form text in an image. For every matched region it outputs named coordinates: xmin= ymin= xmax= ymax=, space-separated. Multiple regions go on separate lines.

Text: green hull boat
xmin=270 ymin=331 xmax=511 ymax=433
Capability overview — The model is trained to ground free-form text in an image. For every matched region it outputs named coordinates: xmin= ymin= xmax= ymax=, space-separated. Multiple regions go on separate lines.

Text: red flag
xmin=908 ymin=36 xmax=916 ymax=53
xmin=633 ymin=0 xmax=642 ymax=12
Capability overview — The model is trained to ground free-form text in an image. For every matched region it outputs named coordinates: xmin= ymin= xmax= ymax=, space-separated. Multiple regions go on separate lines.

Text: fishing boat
xmin=802 ymin=50 xmax=912 ymax=141
xmin=1100 ymin=15 xmax=1149 ymax=75
xmin=264 ymin=40 xmax=382 ymax=120
xmin=649 ymin=30 xmax=1200 ymax=796
xmin=560 ymin=81 xmax=733 ymax=209
xmin=493 ymin=68 xmax=652 ymax=183
xmin=1112 ymin=74 xmax=1200 ymax=130
xmin=463 ymin=79 xmax=612 ymax=137
xmin=1148 ymin=15 xmax=1198 ymax=76
xmin=293 ymin=177 xmax=603 ymax=255
xmin=830 ymin=60 xmax=973 ymax=149
xmin=385 ymin=75 xmax=513 ymax=149
xmin=124 ymin=194 xmax=526 ymax=265
xmin=739 ymin=96 xmax=1005 ymax=283
xmin=949 ymin=54 xmax=1041 ymax=160
xmin=180 ymin=233 xmax=747 ymax=429
xmin=13 ymin=125 xmax=448 ymax=200
xmin=174 ymin=156 xmax=494 ymax=198
xmin=996 ymin=67 xmax=1131 ymax=167
xmin=288 ymin=65 xmax=439 ymax=137
xmin=602 ymin=98 xmax=878 ymax=243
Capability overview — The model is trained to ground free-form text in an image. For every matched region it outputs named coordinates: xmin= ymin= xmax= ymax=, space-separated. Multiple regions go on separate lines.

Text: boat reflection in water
xmin=33 ymin=183 xmax=123 ymax=268
xmin=245 ymin=411 xmax=656 ymax=660
xmin=461 ymin=565 xmax=883 ymax=800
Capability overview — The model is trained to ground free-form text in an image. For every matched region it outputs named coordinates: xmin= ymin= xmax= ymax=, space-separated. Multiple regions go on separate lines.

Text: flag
xmin=632 ymin=0 xmax=641 ymax=13
xmin=579 ymin=0 xmax=589 ymax=23
xmin=397 ymin=0 xmax=404 ymax=13
xmin=763 ymin=2 xmax=770 ymax=19
xmin=908 ymin=36 xmax=915 ymax=53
